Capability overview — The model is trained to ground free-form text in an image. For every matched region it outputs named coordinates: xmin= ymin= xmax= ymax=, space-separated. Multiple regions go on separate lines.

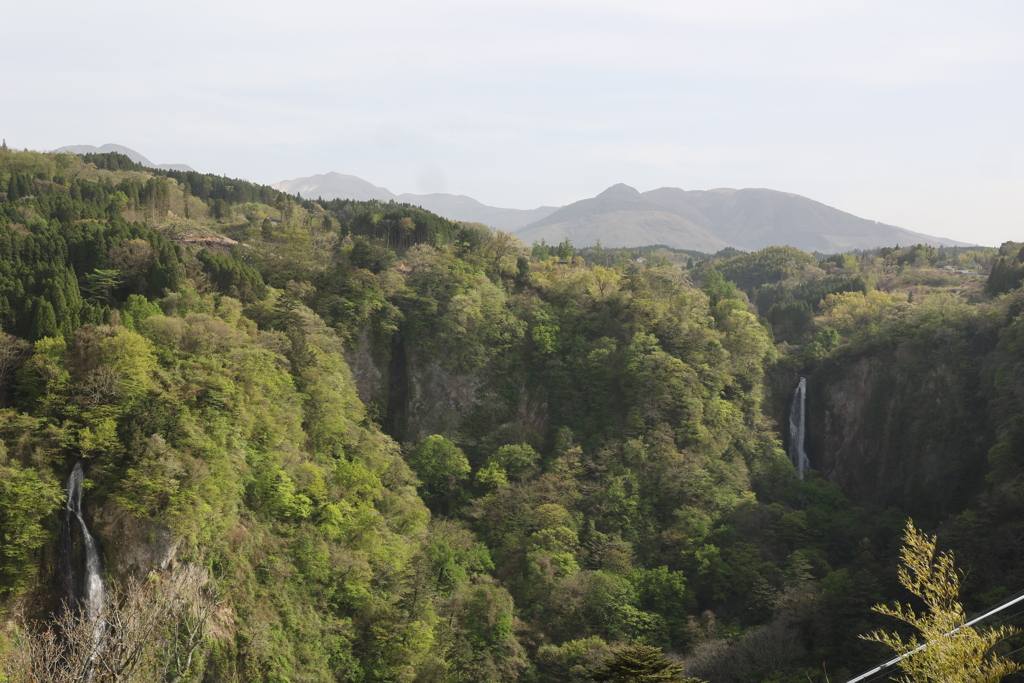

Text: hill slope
xmin=517 ymin=184 xmax=969 ymax=252
xmin=55 ymin=144 xmax=194 ymax=171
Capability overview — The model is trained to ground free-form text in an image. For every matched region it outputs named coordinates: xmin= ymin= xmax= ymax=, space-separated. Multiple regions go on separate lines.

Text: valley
xmin=0 ymin=147 xmax=1020 ymax=682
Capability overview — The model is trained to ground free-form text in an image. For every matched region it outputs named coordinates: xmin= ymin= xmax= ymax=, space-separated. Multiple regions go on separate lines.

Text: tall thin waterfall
xmin=788 ymin=377 xmax=810 ymax=479
xmin=66 ymin=462 xmax=105 ymax=634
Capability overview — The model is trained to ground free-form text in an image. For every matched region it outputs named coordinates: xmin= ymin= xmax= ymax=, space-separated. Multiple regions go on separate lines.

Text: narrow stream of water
xmin=789 ymin=377 xmax=810 ymax=479
xmin=65 ymin=461 xmax=105 ymax=639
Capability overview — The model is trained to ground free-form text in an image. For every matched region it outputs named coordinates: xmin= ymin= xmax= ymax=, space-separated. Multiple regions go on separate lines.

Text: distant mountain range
xmin=276 ymin=173 xmax=969 ymax=252
xmin=54 ymin=147 xmax=968 ymax=251
xmin=55 ymin=144 xmax=195 ymax=172
xmin=271 ymin=172 xmax=557 ymax=232
xmin=516 ymin=184 xmax=972 ymax=252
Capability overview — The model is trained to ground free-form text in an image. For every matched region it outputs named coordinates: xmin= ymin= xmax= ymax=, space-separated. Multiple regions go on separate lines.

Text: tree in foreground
xmin=1 ymin=563 xmax=218 ymax=683
xmin=589 ymin=643 xmax=704 ymax=683
xmin=861 ymin=520 xmax=1022 ymax=683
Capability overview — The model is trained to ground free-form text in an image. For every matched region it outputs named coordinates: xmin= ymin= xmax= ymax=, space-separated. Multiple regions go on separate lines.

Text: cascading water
xmin=65 ymin=461 xmax=105 ymax=638
xmin=788 ymin=377 xmax=810 ymax=479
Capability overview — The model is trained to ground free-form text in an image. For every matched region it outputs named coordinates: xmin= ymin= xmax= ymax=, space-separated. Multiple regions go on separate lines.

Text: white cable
xmin=844 ymin=591 xmax=1024 ymax=683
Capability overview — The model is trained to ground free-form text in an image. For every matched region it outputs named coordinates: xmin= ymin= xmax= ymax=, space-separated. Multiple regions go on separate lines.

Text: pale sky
xmin=2 ymin=0 xmax=1022 ymax=245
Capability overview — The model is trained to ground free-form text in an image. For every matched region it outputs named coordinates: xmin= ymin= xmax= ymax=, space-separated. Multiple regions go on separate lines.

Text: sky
xmin=2 ymin=0 xmax=1022 ymax=245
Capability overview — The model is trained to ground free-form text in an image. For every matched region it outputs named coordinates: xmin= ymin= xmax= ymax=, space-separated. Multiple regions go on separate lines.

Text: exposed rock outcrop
xmin=345 ymin=331 xmax=545 ymax=445
xmin=806 ymin=352 xmax=991 ymax=521
xmin=94 ymin=505 xmax=179 ymax=577
xmin=346 ymin=330 xmax=386 ymax=408
xmin=405 ymin=356 xmax=482 ymax=443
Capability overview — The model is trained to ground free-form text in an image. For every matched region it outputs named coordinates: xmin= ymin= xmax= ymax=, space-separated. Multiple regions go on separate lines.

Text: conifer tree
xmin=29 ymin=299 xmax=58 ymax=340
xmin=589 ymin=644 xmax=704 ymax=683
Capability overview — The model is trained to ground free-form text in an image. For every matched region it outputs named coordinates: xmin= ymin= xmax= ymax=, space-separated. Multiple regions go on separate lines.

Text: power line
xmin=982 ymin=606 xmax=1024 ymax=631
xmin=843 ymin=589 xmax=1024 ymax=683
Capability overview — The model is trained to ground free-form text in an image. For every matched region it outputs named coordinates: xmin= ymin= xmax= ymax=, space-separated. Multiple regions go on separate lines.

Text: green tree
xmin=861 ymin=521 xmax=1022 ymax=683
xmin=29 ymin=299 xmax=58 ymax=341
xmin=82 ymin=269 xmax=123 ymax=305
xmin=110 ymin=190 xmax=129 ymax=214
xmin=533 ymin=239 xmax=551 ymax=260
xmin=121 ymin=294 xmax=161 ymax=332
xmin=15 ymin=336 xmax=70 ymax=416
xmin=0 ymin=462 xmax=63 ymax=593
xmin=699 ymin=267 xmax=737 ymax=306
xmin=557 ymin=237 xmax=575 ymax=260
xmin=485 ymin=443 xmax=540 ymax=482
xmin=408 ymin=434 xmax=471 ymax=515
xmin=589 ymin=644 xmax=703 ymax=682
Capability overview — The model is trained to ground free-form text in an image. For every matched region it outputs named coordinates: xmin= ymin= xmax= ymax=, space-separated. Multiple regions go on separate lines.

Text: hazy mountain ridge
xmin=520 ymin=183 xmax=970 ymax=252
xmin=276 ymin=173 xmax=969 ymax=252
xmin=272 ymin=172 xmax=559 ymax=232
xmin=516 ymin=208 xmax=731 ymax=253
xmin=55 ymin=144 xmax=195 ymax=172
xmin=51 ymin=151 xmax=970 ymax=252
xmin=395 ymin=193 xmax=559 ymax=232
xmin=272 ymin=172 xmax=397 ymax=202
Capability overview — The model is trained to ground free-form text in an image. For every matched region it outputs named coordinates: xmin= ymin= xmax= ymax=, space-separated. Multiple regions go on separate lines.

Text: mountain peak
xmin=272 ymin=173 xmax=396 ymax=202
xmin=597 ymin=183 xmax=641 ymax=198
xmin=518 ymin=184 xmax=969 ymax=252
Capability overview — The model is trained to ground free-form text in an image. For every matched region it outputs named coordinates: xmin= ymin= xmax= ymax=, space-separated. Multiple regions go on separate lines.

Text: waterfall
xmin=788 ymin=377 xmax=810 ymax=479
xmin=66 ymin=462 xmax=105 ymax=637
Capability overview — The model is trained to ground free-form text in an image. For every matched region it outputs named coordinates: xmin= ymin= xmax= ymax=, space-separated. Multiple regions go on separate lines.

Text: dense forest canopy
xmin=0 ymin=148 xmax=1022 ymax=682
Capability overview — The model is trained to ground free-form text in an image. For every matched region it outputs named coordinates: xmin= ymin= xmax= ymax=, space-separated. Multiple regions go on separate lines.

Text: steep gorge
xmin=5 ymin=148 xmax=1024 ymax=682
xmin=803 ymin=342 xmax=995 ymax=522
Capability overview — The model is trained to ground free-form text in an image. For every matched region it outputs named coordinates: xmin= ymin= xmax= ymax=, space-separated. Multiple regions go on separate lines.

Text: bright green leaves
xmin=0 ymin=459 xmax=62 ymax=593
xmin=120 ymin=293 xmax=161 ymax=332
xmin=475 ymin=460 xmax=510 ymax=491
xmin=247 ymin=455 xmax=311 ymax=522
xmin=15 ymin=336 xmax=70 ymax=416
xmin=531 ymin=308 xmax=562 ymax=356
xmin=112 ymin=434 xmax=194 ymax=520
xmin=268 ymin=469 xmax=314 ymax=521
xmin=699 ymin=267 xmax=738 ymax=307
xmin=76 ymin=413 xmax=120 ymax=459
xmin=527 ymin=503 xmax=582 ymax=583
xmin=624 ymin=333 xmax=701 ymax=439
xmin=98 ymin=328 xmax=157 ymax=404
xmin=630 ymin=566 xmax=692 ymax=645
xmin=476 ymin=443 xmax=541 ymax=489
xmin=408 ymin=435 xmax=471 ymax=515
xmin=426 ymin=519 xmax=494 ymax=595
xmin=716 ymin=245 xmax=816 ymax=290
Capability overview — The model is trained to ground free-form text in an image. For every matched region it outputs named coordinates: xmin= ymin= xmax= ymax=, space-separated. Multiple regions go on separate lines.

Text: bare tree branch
xmin=2 ymin=563 xmax=219 ymax=683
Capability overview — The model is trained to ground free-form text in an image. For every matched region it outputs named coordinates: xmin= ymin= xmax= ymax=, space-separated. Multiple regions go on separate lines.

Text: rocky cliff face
xmin=346 ymin=330 xmax=387 ymax=411
xmin=94 ymin=505 xmax=179 ymax=577
xmin=346 ymin=332 xmax=546 ymax=446
xmin=405 ymin=357 xmax=483 ymax=442
xmin=804 ymin=351 xmax=991 ymax=521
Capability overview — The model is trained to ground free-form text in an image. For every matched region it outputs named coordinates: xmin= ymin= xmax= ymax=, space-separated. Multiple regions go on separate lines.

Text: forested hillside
xmin=0 ymin=148 xmax=1022 ymax=682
